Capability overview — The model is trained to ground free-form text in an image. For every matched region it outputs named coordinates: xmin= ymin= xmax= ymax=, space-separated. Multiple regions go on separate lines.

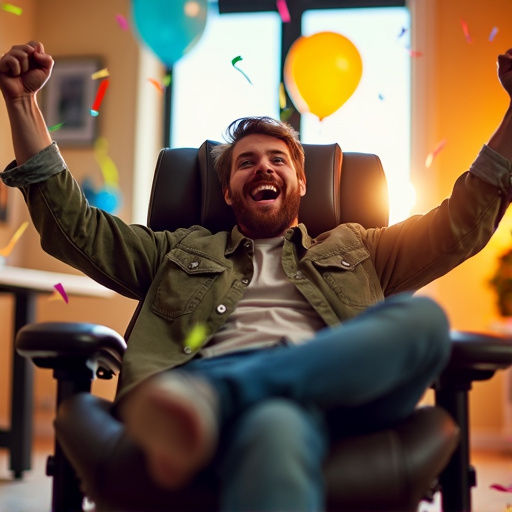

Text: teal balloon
xmin=131 ymin=0 xmax=208 ymax=67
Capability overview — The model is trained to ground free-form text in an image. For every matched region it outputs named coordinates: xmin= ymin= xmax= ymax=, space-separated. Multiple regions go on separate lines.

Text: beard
xmin=228 ymin=178 xmax=302 ymax=239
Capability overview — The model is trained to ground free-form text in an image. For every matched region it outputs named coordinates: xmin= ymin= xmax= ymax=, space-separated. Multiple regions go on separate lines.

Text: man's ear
xmin=223 ymin=187 xmax=233 ymax=206
xmin=299 ymin=178 xmax=306 ymax=197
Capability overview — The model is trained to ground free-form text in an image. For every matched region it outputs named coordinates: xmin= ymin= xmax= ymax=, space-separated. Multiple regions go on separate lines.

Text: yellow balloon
xmin=284 ymin=32 xmax=363 ymax=120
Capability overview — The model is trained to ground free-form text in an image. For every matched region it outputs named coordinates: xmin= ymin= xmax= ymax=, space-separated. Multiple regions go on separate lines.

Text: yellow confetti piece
xmin=0 ymin=221 xmax=28 ymax=257
xmin=184 ymin=323 xmax=208 ymax=351
xmin=91 ymin=68 xmax=110 ymax=80
xmin=279 ymin=83 xmax=287 ymax=110
xmin=1 ymin=3 xmax=22 ymax=15
xmin=94 ymin=137 xmax=119 ymax=187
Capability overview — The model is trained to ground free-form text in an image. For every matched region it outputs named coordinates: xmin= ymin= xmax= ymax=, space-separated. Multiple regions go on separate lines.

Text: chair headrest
xmin=148 ymin=140 xmax=388 ymax=238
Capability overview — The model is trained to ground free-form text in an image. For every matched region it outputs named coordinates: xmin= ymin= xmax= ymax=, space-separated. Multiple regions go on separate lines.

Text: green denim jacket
xmin=3 ymin=143 xmax=512 ymax=401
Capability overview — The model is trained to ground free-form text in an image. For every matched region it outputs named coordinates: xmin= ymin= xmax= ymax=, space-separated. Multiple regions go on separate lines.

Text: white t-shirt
xmin=200 ymin=236 xmax=325 ymax=358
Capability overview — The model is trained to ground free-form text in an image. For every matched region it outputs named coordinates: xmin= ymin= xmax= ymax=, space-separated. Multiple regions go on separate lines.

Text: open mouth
xmin=249 ymin=184 xmax=280 ymax=202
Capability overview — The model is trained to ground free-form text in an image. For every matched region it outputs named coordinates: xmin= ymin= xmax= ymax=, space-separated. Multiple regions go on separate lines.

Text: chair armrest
xmin=16 ymin=322 xmax=126 ymax=379
xmin=437 ymin=329 xmax=512 ymax=388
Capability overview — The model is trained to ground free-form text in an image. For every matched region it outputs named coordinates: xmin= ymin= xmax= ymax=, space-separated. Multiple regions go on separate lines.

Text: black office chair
xmin=15 ymin=140 xmax=512 ymax=512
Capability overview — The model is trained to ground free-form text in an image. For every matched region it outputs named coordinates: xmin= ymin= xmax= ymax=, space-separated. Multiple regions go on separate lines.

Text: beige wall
xmin=1 ymin=0 xmax=512 ymax=442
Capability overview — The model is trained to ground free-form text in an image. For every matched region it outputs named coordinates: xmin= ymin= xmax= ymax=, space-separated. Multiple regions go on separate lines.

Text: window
xmin=168 ymin=3 xmax=412 ymax=224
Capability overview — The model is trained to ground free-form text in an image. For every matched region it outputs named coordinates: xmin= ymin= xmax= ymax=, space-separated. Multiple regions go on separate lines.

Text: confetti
xmin=280 ymin=107 xmax=294 ymax=123
xmin=94 ymin=137 xmax=119 ymax=187
xmin=1 ymin=3 xmax=22 ymax=15
xmin=397 ymin=27 xmax=407 ymax=38
xmin=0 ymin=221 xmax=28 ymax=257
xmin=276 ymin=0 xmax=290 ymax=23
xmin=91 ymin=68 xmax=110 ymax=80
xmin=279 ymin=82 xmax=287 ymax=110
xmin=491 ymin=483 xmax=512 ymax=493
xmin=115 ymin=13 xmax=129 ymax=31
xmin=50 ymin=283 xmax=69 ymax=304
xmin=408 ymin=49 xmax=423 ymax=58
xmin=184 ymin=323 xmax=208 ymax=351
xmin=90 ymin=78 xmax=110 ymax=116
xmin=231 ymin=56 xmax=253 ymax=85
xmin=460 ymin=19 xmax=472 ymax=43
xmin=425 ymin=139 xmax=446 ymax=168
xmin=162 ymin=73 xmax=172 ymax=87
xmin=489 ymin=26 xmax=499 ymax=42
xmin=48 ymin=122 xmax=64 ymax=132
xmin=147 ymin=77 xmax=164 ymax=93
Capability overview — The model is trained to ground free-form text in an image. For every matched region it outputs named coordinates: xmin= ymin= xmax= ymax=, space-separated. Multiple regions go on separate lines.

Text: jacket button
xmin=244 ymin=241 xmax=252 ymax=249
xmin=188 ymin=261 xmax=199 ymax=269
xmin=241 ymin=278 xmax=250 ymax=285
xmin=294 ymin=271 xmax=304 ymax=280
xmin=184 ymin=346 xmax=192 ymax=354
xmin=341 ymin=260 xmax=351 ymax=267
xmin=216 ymin=304 xmax=227 ymax=314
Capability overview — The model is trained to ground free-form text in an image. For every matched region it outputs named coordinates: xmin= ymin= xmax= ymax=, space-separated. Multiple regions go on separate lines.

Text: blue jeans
xmin=181 ymin=294 xmax=451 ymax=511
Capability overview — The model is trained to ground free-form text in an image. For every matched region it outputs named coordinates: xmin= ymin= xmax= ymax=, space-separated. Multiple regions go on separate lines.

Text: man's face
xmin=224 ymin=133 xmax=306 ymax=239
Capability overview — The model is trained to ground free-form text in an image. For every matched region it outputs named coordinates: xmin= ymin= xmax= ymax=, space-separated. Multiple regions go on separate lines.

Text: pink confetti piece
xmin=491 ymin=483 xmax=512 ymax=493
xmin=408 ymin=49 xmax=423 ymax=58
xmin=53 ymin=283 xmax=69 ymax=304
xmin=489 ymin=27 xmax=499 ymax=42
xmin=425 ymin=139 xmax=446 ymax=168
xmin=115 ymin=13 xmax=129 ymax=31
xmin=276 ymin=0 xmax=290 ymax=23
xmin=460 ymin=19 xmax=472 ymax=43
xmin=231 ymin=56 xmax=253 ymax=85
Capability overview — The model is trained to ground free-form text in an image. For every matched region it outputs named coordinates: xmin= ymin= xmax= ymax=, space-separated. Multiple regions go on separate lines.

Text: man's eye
xmin=239 ymin=160 xmax=252 ymax=168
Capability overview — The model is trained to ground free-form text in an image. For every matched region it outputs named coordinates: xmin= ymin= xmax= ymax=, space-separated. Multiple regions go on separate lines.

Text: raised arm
xmin=488 ymin=49 xmax=512 ymax=161
xmin=0 ymin=41 xmax=53 ymax=164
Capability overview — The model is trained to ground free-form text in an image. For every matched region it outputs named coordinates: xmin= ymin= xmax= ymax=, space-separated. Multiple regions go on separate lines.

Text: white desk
xmin=0 ymin=265 xmax=113 ymax=478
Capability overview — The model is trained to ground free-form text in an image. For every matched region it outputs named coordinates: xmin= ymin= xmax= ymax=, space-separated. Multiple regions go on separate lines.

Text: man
xmin=1 ymin=41 xmax=512 ymax=511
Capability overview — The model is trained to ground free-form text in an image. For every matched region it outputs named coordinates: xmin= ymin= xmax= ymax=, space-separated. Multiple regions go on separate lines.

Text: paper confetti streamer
xmin=460 ymin=19 xmax=472 ymax=43
xmin=115 ymin=13 xmax=129 ymax=31
xmin=147 ymin=77 xmax=165 ymax=93
xmin=425 ymin=139 xmax=446 ymax=168
xmin=91 ymin=68 xmax=110 ymax=80
xmin=231 ymin=56 xmax=253 ymax=85
xmin=408 ymin=49 xmax=423 ymax=58
xmin=48 ymin=122 xmax=64 ymax=132
xmin=0 ymin=221 xmax=28 ymax=257
xmin=491 ymin=483 xmax=512 ymax=493
xmin=1 ymin=3 xmax=22 ymax=15
xmin=90 ymin=79 xmax=110 ymax=116
xmin=94 ymin=137 xmax=119 ymax=187
xmin=49 ymin=283 xmax=69 ymax=304
xmin=184 ymin=323 xmax=208 ymax=351
xmin=276 ymin=0 xmax=290 ymax=23
xmin=489 ymin=27 xmax=499 ymax=42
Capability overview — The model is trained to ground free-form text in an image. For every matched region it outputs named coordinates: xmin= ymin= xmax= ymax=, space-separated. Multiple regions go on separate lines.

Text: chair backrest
xmin=147 ymin=140 xmax=389 ymax=238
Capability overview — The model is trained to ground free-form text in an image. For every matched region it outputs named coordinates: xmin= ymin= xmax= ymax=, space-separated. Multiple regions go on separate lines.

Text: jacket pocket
xmin=312 ymin=248 xmax=376 ymax=307
xmin=150 ymin=248 xmax=228 ymax=320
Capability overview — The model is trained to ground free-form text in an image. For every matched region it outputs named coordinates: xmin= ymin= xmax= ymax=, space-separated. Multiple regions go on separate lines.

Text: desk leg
xmin=10 ymin=292 xmax=35 ymax=479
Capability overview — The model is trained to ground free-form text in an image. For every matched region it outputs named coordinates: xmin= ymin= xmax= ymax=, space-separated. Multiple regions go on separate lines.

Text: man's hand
xmin=0 ymin=41 xmax=53 ymax=101
xmin=497 ymin=49 xmax=512 ymax=99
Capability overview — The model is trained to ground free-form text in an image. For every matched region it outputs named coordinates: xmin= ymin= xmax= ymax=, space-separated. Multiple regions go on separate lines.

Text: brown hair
xmin=211 ymin=116 xmax=305 ymax=191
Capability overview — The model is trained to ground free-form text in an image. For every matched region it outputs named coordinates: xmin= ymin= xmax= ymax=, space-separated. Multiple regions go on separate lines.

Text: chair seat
xmin=54 ymin=394 xmax=459 ymax=512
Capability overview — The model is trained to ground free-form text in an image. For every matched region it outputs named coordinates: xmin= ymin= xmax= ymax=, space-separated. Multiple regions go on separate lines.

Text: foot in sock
xmin=120 ymin=372 xmax=219 ymax=489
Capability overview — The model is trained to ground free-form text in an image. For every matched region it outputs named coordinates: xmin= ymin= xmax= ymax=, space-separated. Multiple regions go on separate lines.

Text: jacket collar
xmin=225 ymin=223 xmax=314 ymax=255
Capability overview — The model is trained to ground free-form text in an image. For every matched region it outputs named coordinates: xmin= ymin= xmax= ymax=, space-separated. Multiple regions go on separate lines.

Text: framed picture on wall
xmin=42 ymin=57 xmax=102 ymax=147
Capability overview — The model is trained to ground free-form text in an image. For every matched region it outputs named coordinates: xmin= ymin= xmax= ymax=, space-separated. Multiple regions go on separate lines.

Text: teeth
xmin=252 ymin=184 xmax=277 ymax=194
